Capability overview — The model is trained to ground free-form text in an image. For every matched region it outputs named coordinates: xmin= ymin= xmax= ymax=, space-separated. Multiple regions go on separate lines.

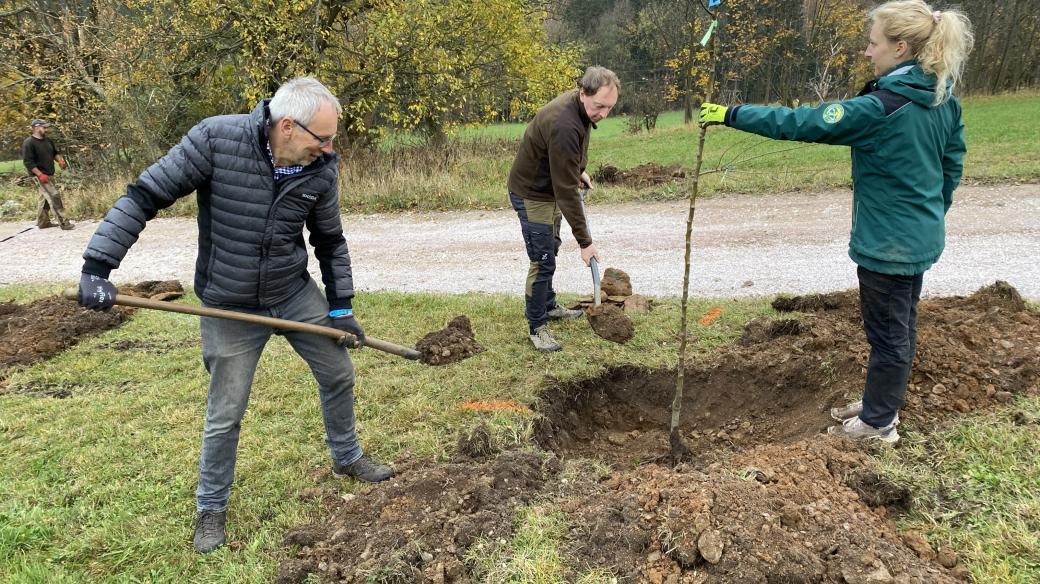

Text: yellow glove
xmin=699 ymin=102 xmax=728 ymax=125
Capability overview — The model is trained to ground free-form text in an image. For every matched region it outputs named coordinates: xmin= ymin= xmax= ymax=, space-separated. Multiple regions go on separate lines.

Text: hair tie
xmin=932 ymin=10 xmax=942 ymax=24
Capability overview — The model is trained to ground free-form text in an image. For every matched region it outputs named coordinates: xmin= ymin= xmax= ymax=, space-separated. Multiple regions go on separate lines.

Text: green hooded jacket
xmin=725 ymin=61 xmax=966 ymax=275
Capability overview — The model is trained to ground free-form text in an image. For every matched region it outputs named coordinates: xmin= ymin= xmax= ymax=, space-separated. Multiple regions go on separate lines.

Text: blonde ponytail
xmin=870 ymin=1 xmax=975 ymax=104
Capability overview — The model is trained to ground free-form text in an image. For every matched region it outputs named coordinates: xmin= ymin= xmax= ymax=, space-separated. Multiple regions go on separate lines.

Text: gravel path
xmin=2 ymin=184 xmax=1037 ymax=299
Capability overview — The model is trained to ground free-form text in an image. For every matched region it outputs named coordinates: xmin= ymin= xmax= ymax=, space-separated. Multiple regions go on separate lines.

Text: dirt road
xmin=2 ymin=184 xmax=1037 ymax=299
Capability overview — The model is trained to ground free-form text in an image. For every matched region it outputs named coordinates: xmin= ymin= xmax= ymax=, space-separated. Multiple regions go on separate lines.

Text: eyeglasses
xmin=293 ymin=119 xmax=336 ymax=147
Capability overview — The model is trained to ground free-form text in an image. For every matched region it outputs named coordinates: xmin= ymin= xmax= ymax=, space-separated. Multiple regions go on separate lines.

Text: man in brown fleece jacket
xmin=507 ymin=66 xmax=619 ymax=352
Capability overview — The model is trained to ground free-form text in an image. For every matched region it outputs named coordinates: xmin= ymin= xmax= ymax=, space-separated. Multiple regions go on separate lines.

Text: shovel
xmin=62 ymin=288 xmax=422 ymax=361
xmin=590 ymin=256 xmax=601 ymax=306
xmin=579 ymin=188 xmax=604 ymax=307
xmin=577 ymin=190 xmax=634 ymax=344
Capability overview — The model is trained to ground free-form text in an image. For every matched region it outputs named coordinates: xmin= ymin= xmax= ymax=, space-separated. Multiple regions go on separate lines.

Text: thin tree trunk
xmin=671 ymin=5 xmax=721 ymax=463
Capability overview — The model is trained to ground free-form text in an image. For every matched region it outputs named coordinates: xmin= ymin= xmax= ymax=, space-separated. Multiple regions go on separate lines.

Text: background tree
xmin=0 ymin=0 xmax=578 ymax=162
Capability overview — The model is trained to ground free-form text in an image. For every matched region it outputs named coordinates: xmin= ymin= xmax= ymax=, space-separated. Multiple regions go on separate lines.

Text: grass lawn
xmin=0 ymin=159 xmax=22 ymax=175
xmin=2 ymin=284 xmax=1038 ymax=582
xmin=1 ymin=92 xmax=1037 ymax=220
xmin=0 ymin=284 xmax=769 ymax=582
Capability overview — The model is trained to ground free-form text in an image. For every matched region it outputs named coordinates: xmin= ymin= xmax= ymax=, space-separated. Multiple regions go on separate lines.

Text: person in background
xmin=507 ymin=66 xmax=620 ymax=352
xmin=699 ymin=0 xmax=973 ymax=443
xmin=22 ymin=118 xmax=73 ymax=230
xmin=76 ymin=77 xmax=394 ymax=554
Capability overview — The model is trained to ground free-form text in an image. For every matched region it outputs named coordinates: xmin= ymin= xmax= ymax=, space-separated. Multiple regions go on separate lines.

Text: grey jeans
xmin=195 ymin=279 xmax=362 ymax=512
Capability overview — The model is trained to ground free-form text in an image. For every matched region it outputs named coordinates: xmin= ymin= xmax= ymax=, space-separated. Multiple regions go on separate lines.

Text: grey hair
xmin=268 ymin=77 xmax=342 ymax=124
xmin=578 ymin=66 xmax=621 ymax=95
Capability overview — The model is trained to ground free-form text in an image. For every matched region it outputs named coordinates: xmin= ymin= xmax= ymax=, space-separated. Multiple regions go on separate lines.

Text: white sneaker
xmin=529 ymin=325 xmax=562 ymax=352
xmin=830 ymin=400 xmax=899 ymax=426
xmin=827 ymin=416 xmax=900 ymax=444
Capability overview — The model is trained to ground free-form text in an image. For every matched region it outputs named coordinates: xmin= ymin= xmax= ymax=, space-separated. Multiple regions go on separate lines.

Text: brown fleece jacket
xmin=507 ymin=89 xmax=594 ymax=247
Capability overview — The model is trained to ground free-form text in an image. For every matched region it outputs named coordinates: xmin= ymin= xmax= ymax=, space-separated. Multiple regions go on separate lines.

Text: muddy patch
xmin=280 ymin=283 xmax=1037 ymax=582
xmin=414 ymin=315 xmax=485 ymax=366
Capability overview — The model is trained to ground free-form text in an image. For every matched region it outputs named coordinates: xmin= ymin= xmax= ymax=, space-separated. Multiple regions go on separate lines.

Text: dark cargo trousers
xmin=510 ymin=192 xmax=563 ymax=334
xmin=857 ymin=266 xmax=924 ymax=428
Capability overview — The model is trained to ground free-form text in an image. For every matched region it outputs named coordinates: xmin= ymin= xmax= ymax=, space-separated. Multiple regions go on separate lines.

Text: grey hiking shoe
xmin=546 ymin=305 xmax=584 ymax=321
xmin=529 ymin=325 xmax=562 ymax=352
xmin=827 ymin=416 xmax=900 ymax=444
xmin=830 ymin=400 xmax=899 ymax=426
xmin=193 ymin=510 xmax=227 ymax=553
xmin=333 ymin=454 xmax=394 ymax=483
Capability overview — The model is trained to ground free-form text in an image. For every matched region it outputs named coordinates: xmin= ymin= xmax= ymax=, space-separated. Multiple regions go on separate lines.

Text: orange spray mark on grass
xmin=699 ymin=306 xmax=724 ymax=327
xmin=459 ymin=400 xmax=527 ymax=413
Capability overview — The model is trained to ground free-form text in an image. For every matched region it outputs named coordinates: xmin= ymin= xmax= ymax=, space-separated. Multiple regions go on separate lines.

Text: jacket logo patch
xmin=300 ymin=193 xmax=318 ymax=201
xmin=823 ymin=104 xmax=844 ymax=124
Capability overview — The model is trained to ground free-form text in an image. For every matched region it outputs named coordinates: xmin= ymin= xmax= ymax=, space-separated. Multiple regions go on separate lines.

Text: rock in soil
xmin=414 ymin=315 xmax=485 ymax=366
xmin=586 ymin=303 xmax=634 ymax=344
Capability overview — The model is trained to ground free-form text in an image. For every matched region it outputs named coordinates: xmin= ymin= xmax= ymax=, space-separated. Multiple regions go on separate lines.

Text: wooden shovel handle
xmin=63 ymin=289 xmax=421 ymax=361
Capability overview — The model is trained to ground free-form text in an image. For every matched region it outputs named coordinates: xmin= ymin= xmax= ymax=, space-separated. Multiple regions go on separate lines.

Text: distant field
xmin=0 ymin=159 xmax=22 ymax=175
xmin=1 ymin=91 xmax=1038 ymax=219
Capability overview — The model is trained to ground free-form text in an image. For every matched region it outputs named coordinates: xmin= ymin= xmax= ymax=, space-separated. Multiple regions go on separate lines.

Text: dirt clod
xmin=600 ymin=267 xmax=633 ymax=296
xmin=623 ymin=293 xmax=651 ymax=314
xmin=455 ymin=423 xmax=497 ymax=461
xmin=414 ymin=315 xmax=485 ymax=365
xmin=739 ymin=317 xmax=807 ymax=345
xmin=970 ymin=280 xmax=1026 ymax=312
xmin=586 ymin=303 xmax=635 ymax=344
xmin=120 ymin=280 xmax=185 ymax=301
xmin=772 ymin=291 xmax=853 ymax=312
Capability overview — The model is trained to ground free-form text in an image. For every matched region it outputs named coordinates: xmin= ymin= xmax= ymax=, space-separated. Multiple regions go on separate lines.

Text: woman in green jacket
xmin=700 ymin=0 xmax=974 ymax=443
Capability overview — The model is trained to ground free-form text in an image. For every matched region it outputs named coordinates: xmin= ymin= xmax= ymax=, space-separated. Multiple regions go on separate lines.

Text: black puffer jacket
xmin=82 ymin=100 xmax=353 ymax=309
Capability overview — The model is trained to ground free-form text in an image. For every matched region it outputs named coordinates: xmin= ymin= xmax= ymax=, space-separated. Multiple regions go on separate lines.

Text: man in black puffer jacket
xmin=77 ymin=77 xmax=393 ymax=554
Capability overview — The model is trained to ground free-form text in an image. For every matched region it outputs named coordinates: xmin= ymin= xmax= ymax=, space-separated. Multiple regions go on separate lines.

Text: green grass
xmin=0 ymin=159 xmax=22 ymax=174
xmin=465 ymin=505 xmax=616 ymax=583
xmin=877 ymin=399 xmax=1040 ymax=583
xmin=1 ymin=91 xmax=1037 ymax=220
xmin=2 ymin=284 xmax=1038 ymax=581
xmin=0 ymin=284 xmax=771 ymax=582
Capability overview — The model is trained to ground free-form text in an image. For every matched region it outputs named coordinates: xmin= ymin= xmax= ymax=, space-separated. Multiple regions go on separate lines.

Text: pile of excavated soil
xmin=0 ymin=297 xmax=131 ymax=372
xmin=278 ymin=282 xmax=1038 ymax=583
xmin=0 ymin=280 xmax=185 ymax=378
xmin=593 ymin=163 xmax=688 ymax=187
xmin=414 ymin=315 xmax=485 ymax=365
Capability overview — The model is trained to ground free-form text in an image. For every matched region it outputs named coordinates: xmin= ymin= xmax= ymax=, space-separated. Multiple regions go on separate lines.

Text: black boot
xmin=332 ymin=454 xmax=394 ymax=483
xmin=193 ymin=510 xmax=227 ymax=553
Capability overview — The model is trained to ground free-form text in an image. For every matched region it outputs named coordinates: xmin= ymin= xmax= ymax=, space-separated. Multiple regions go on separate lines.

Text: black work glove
xmin=78 ymin=273 xmax=117 ymax=311
xmin=329 ymin=310 xmax=365 ymax=348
